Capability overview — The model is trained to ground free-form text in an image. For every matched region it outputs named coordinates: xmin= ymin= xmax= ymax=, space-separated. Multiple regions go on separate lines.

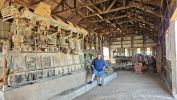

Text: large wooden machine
xmin=0 ymin=2 xmax=88 ymax=88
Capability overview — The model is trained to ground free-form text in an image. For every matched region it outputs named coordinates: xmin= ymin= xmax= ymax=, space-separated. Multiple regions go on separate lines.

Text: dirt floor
xmin=75 ymin=71 xmax=175 ymax=100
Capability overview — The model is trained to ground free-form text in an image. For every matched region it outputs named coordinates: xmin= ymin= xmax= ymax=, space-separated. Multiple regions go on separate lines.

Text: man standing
xmin=88 ymin=53 xmax=106 ymax=86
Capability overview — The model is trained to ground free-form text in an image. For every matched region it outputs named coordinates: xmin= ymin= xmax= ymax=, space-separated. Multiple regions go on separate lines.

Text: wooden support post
xmin=123 ymin=0 xmax=126 ymax=7
xmin=99 ymin=35 xmax=102 ymax=53
xmin=121 ymin=33 xmax=123 ymax=48
xmin=101 ymin=41 xmax=103 ymax=54
xmin=131 ymin=36 xmax=134 ymax=56
xmin=156 ymin=44 xmax=162 ymax=74
xmin=74 ymin=0 xmax=76 ymax=8
xmin=108 ymin=38 xmax=111 ymax=60
xmin=142 ymin=35 xmax=146 ymax=54
xmin=131 ymin=36 xmax=133 ymax=48
xmin=62 ymin=2 xmax=65 ymax=11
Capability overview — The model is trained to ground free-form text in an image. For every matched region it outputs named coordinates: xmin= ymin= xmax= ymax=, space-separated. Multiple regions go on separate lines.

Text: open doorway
xmin=111 ymin=46 xmax=156 ymax=73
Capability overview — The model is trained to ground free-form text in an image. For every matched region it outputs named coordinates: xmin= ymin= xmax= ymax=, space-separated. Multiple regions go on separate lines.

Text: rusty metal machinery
xmin=0 ymin=2 xmax=88 ymax=88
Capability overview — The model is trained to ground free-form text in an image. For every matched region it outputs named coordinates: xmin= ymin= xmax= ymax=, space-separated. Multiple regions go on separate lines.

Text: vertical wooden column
xmin=101 ymin=35 xmax=104 ymax=54
xmin=131 ymin=36 xmax=134 ymax=56
xmin=95 ymin=34 xmax=97 ymax=50
xmin=98 ymin=35 xmax=101 ymax=52
xmin=121 ymin=36 xmax=123 ymax=48
xmin=142 ymin=36 xmax=146 ymax=54
xmin=89 ymin=33 xmax=92 ymax=49
xmin=109 ymin=38 xmax=112 ymax=60
xmin=156 ymin=44 xmax=162 ymax=73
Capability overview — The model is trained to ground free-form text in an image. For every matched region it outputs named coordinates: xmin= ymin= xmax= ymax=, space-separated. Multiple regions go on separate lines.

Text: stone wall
xmin=0 ymin=71 xmax=87 ymax=100
xmin=0 ymin=52 xmax=84 ymax=87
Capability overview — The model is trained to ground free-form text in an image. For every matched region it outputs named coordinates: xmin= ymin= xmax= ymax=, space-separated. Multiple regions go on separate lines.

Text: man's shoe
xmin=98 ymin=84 xmax=102 ymax=86
xmin=88 ymin=81 xmax=92 ymax=84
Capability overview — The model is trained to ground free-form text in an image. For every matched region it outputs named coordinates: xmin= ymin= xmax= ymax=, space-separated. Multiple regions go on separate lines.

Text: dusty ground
xmin=75 ymin=71 xmax=175 ymax=100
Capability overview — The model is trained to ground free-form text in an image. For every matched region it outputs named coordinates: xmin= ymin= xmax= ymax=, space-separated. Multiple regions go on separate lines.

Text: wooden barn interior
xmin=0 ymin=0 xmax=177 ymax=100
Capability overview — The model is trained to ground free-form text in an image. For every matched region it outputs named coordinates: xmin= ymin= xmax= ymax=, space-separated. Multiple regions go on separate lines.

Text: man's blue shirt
xmin=91 ymin=58 xmax=106 ymax=71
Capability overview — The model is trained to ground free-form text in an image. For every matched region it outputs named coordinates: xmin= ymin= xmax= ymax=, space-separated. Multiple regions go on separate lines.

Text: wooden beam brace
xmin=70 ymin=5 xmax=132 ymax=20
xmin=137 ymin=16 xmax=158 ymax=30
xmin=89 ymin=0 xmax=103 ymax=13
xmin=66 ymin=11 xmax=76 ymax=20
xmin=53 ymin=0 xmax=109 ymax=14
xmin=74 ymin=0 xmax=76 ymax=8
xmin=133 ymin=3 xmax=162 ymax=18
xmin=13 ymin=0 xmax=31 ymax=6
xmin=88 ymin=17 xmax=157 ymax=31
xmin=110 ymin=33 xmax=157 ymax=42
xmin=105 ymin=0 xmax=117 ymax=12
xmin=65 ymin=1 xmax=72 ymax=9
xmin=62 ymin=2 xmax=64 ymax=11
xmin=77 ymin=10 xmax=86 ymax=17
xmin=30 ymin=0 xmax=46 ymax=6
xmin=51 ymin=0 xmax=64 ymax=13
xmin=93 ymin=14 xmax=135 ymax=23
xmin=123 ymin=0 xmax=126 ymax=7
xmin=68 ymin=3 xmax=162 ymax=20
xmin=55 ymin=15 xmax=66 ymax=20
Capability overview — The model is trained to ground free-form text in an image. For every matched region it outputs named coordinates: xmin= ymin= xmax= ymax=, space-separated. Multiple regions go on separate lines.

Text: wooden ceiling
xmin=5 ymin=0 xmax=164 ymax=40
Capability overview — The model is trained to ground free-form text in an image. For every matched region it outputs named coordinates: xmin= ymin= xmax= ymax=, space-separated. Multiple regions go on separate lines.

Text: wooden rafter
xmin=82 ymin=14 xmax=158 ymax=32
xmin=77 ymin=10 xmax=86 ymax=17
xmin=74 ymin=0 xmax=76 ymax=8
xmin=30 ymin=0 xmax=42 ymax=6
xmin=68 ymin=3 xmax=162 ymax=20
xmin=136 ymin=16 xmax=158 ymax=30
xmin=53 ymin=0 xmax=109 ymax=14
xmin=110 ymin=32 xmax=157 ymax=42
xmin=52 ymin=0 xmax=64 ymax=14
xmin=89 ymin=0 xmax=102 ymax=13
xmin=133 ymin=3 xmax=162 ymax=18
xmin=92 ymin=14 xmax=136 ymax=23
xmin=105 ymin=0 xmax=117 ymax=12
xmin=93 ymin=19 xmax=158 ymax=34
xmin=13 ymin=0 xmax=31 ymax=6
xmin=64 ymin=1 xmax=72 ymax=9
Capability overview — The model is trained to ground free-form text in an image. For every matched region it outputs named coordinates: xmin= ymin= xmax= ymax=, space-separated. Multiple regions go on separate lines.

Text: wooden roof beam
xmin=105 ymin=0 xmax=117 ymax=12
xmin=93 ymin=14 xmax=136 ymax=23
xmin=52 ymin=0 xmax=64 ymax=14
xmin=133 ymin=3 xmax=162 ymax=18
xmin=94 ymin=18 xmax=158 ymax=33
xmin=13 ymin=0 xmax=31 ymax=6
xmin=110 ymin=32 xmax=157 ymax=42
xmin=53 ymin=0 xmax=109 ymax=14
xmin=136 ymin=15 xmax=158 ymax=30
xmin=69 ymin=3 xmax=162 ymax=20
xmin=89 ymin=0 xmax=103 ymax=13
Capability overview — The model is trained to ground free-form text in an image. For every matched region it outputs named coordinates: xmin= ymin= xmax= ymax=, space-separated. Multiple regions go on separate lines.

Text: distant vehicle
xmin=112 ymin=56 xmax=133 ymax=70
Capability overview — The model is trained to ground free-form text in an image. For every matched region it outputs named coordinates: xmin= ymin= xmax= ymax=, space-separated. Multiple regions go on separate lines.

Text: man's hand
xmin=103 ymin=66 xmax=105 ymax=70
xmin=91 ymin=65 xmax=94 ymax=68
